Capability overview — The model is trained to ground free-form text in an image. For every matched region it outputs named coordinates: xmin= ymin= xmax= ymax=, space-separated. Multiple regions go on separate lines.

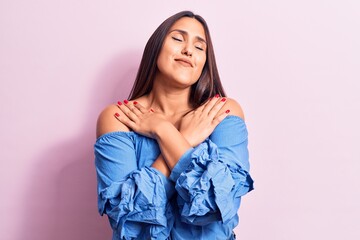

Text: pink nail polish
xmin=124 ymin=100 xmax=129 ymax=104
xmin=114 ymin=113 xmax=120 ymax=117
xmin=221 ymin=98 xmax=227 ymax=102
xmin=225 ymin=109 xmax=230 ymax=114
xmin=134 ymin=101 xmax=138 ymax=105
xmin=215 ymin=94 xmax=220 ymax=98
xmin=117 ymin=101 xmax=122 ymax=105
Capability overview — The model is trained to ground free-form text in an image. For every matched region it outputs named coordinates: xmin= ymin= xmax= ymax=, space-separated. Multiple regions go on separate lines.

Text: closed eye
xmin=195 ymin=46 xmax=204 ymax=51
xmin=172 ymin=37 xmax=182 ymax=42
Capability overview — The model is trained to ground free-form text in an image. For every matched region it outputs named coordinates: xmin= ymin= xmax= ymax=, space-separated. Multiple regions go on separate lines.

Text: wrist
xmin=151 ymin=155 xmax=170 ymax=177
xmin=154 ymin=122 xmax=192 ymax=170
xmin=153 ymin=121 xmax=175 ymax=140
xmin=179 ymin=130 xmax=195 ymax=147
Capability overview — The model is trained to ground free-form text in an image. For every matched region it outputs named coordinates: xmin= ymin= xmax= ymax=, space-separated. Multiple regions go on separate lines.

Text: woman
xmin=95 ymin=11 xmax=254 ymax=240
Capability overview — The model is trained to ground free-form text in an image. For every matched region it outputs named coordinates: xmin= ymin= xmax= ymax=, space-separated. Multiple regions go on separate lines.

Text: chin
xmin=173 ymin=76 xmax=198 ymax=87
xmin=174 ymin=72 xmax=200 ymax=83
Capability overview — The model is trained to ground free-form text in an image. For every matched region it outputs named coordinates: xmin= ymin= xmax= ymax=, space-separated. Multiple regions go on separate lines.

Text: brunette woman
xmin=95 ymin=11 xmax=254 ymax=240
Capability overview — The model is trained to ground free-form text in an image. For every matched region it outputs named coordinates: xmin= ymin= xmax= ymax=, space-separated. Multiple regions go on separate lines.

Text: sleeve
xmin=169 ymin=116 xmax=254 ymax=226
xmin=95 ymin=132 xmax=174 ymax=239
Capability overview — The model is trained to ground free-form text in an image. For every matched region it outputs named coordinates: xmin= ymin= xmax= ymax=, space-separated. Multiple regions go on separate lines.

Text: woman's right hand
xmin=114 ymin=100 xmax=169 ymax=139
xmin=179 ymin=95 xmax=230 ymax=147
xmin=115 ymin=100 xmax=193 ymax=170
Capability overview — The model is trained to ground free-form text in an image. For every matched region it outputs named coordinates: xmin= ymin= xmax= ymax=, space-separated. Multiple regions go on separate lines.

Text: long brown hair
xmin=128 ymin=11 xmax=226 ymax=108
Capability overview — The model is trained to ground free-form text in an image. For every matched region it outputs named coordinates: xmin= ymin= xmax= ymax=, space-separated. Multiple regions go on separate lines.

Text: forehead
xmin=169 ymin=17 xmax=206 ymax=40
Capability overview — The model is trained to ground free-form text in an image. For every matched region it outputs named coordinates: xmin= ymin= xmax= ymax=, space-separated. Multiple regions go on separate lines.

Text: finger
xmin=117 ymin=100 xmax=139 ymax=122
xmin=206 ymin=98 xmax=227 ymax=119
xmin=207 ymin=97 xmax=227 ymax=118
xmin=133 ymin=101 xmax=148 ymax=114
xmin=195 ymin=98 xmax=211 ymax=112
xmin=201 ymin=94 xmax=221 ymax=113
xmin=126 ymin=101 xmax=143 ymax=117
xmin=211 ymin=109 xmax=230 ymax=126
xmin=114 ymin=112 xmax=137 ymax=130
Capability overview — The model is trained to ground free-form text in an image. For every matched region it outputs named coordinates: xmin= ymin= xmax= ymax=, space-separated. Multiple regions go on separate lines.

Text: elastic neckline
xmin=96 ymin=115 xmax=245 ymax=141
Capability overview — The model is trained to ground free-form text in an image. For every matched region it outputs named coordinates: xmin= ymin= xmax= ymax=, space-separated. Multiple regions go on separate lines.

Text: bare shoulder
xmin=96 ymin=104 xmax=130 ymax=138
xmin=222 ymin=97 xmax=245 ymax=121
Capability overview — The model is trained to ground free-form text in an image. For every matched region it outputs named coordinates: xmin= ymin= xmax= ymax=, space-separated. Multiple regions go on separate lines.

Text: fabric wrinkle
xmin=95 ymin=116 xmax=253 ymax=239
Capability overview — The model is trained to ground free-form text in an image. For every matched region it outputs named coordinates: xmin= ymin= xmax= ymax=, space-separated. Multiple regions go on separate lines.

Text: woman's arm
xmin=111 ymin=98 xmax=253 ymax=226
xmin=114 ymin=97 xmax=229 ymax=173
xmin=171 ymin=99 xmax=254 ymax=225
xmin=98 ymin=104 xmax=174 ymax=177
xmin=95 ymin=105 xmax=174 ymax=239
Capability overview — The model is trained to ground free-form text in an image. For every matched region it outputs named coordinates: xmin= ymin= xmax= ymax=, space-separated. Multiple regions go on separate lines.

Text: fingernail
xmin=208 ymin=97 xmax=212 ymax=100
xmin=134 ymin=101 xmax=138 ymax=105
xmin=117 ymin=101 xmax=122 ymax=105
xmin=221 ymin=98 xmax=226 ymax=102
xmin=215 ymin=94 xmax=220 ymax=98
xmin=124 ymin=100 xmax=129 ymax=104
xmin=114 ymin=113 xmax=120 ymax=117
xmin=225 ymin=109 xmax=230 ymax=114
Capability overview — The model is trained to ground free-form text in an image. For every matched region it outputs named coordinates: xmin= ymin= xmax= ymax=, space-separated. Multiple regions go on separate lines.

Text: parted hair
xmin=129 ymin=11 xmax=226 ymax=108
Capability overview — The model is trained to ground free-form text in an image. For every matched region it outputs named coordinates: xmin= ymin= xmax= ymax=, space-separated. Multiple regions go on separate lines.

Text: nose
xmin=181 ymin=46 xmax=192 ymax=57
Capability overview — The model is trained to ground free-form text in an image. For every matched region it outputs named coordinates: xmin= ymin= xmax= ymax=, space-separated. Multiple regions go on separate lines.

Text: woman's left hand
xmin=114 ymin=100 xmax=168 ymax=139
xmin=179 ymin=96 xmax=230 ymax=147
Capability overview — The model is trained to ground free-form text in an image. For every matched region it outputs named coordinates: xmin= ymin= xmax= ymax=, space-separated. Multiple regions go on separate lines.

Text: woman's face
xmin=156 ymin=17 xmax=207 ymax=88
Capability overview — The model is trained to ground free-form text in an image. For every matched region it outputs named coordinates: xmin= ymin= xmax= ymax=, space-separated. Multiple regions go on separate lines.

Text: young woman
xmin=95 ymin=11 xmax=254 ymax=240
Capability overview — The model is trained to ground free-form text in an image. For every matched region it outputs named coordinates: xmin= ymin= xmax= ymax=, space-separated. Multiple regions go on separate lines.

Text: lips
xmin=175 ymin=58 xmax=193 ymax=67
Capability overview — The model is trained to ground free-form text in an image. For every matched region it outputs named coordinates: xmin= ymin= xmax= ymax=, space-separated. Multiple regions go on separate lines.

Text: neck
xmin=146 ymin=81 xmax=193 ymax=116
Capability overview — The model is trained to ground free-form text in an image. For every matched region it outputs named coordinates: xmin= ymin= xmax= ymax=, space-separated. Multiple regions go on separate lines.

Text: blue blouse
xmin=95 ymin=116 xmax=254 ymax=240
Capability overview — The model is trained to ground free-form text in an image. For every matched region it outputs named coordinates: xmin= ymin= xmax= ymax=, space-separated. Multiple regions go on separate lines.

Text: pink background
xmin=1 ymin=1 xmax=359 ymax=239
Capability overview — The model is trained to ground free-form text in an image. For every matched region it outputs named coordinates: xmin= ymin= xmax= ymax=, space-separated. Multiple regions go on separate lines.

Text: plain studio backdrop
xmin=1 ymin=1 xmax=359 ymax=239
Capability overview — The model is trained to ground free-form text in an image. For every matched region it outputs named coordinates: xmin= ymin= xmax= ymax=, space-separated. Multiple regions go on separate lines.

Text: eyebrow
xmin=169 ymin=29 xmax=207 ymax=45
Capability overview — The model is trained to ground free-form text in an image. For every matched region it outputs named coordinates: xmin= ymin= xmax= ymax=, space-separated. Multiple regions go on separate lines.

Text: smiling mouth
xmin=175 ymin=59 xmax=193 ymax=67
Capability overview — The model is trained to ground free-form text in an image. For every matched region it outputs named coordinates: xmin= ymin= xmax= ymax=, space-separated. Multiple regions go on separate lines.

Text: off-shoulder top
xmin=95 ymin=116 xmax=254 ymax=240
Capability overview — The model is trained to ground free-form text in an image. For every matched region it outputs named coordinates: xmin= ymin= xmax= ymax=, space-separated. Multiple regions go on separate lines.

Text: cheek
xmin=156 ymin=53 xmax=163 ymax=69
xmin=157 ymin=45 xmax=177 ymax=69
xmin=196 ymin=56 xmax=207 ymax=73
xmin=156 ymin=50 xmax=169 ymax=71
xmin=161 ymin=39 xmax=180 ymax=57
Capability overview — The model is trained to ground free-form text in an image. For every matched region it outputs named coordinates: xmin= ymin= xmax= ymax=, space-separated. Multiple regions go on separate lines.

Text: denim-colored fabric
xmin=95 ymin=116 xmax=253 ymax=240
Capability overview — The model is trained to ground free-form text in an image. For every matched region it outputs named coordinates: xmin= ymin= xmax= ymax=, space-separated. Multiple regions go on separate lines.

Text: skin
xmin=96 ymin=17 xmax=245 ymax=177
